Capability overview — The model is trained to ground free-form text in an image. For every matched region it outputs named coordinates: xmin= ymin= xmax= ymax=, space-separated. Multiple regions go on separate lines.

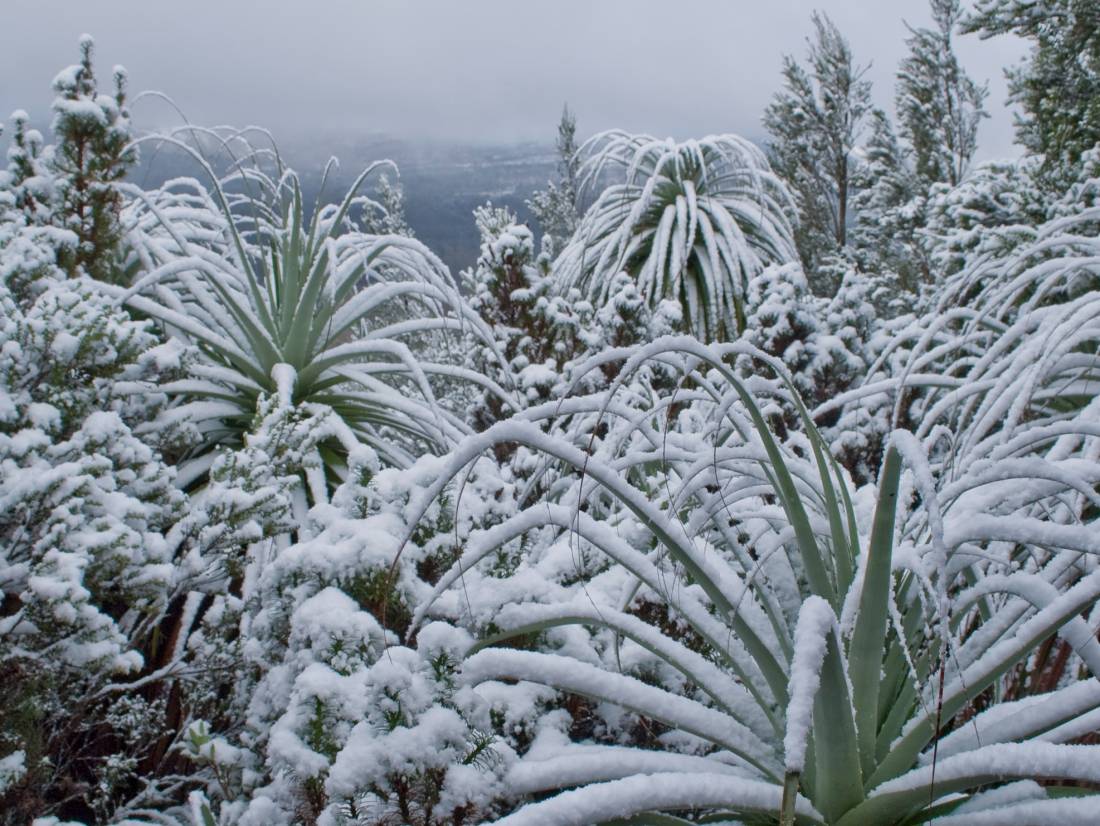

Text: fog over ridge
xmin=2 ymin=0 xmax=1025 ymax=157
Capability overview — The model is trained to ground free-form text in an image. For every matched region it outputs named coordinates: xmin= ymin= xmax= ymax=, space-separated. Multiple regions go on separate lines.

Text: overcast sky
xmin=1 ymin=0 xmax=1027 ymax=158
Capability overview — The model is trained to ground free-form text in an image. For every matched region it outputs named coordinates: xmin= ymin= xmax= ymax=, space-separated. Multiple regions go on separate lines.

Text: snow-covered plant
xmin=815 ymin=270 xmax=895 ymax=482
xmin=964 ymin=0 xmax=1100 ymax=179
xmin=4 ymin=110 xmax=55 ymax=229
xmin=820 ymin=275 xmax=883 ymax=401
xmin=49 ymin=35 xmax=137 ymax=283
xmin=557 ymin=131 xmax=796 ymax=341
xmin=738 ymin=263 xmax=825 ymax=402
xmin=853 ymin=178 xmax=1100 ymax=523
xmin=319 ymin=622 xmax=511 ymax=825
xmin=464 ymin=206 xmax=590 ymax=432
xmin=480 ymin=266 xmax=683 ymax=508
xmin=177 ymin=433 xmax=520 ymax=824
xmin=527 ymin=104 xmax=581 ymax=254
xmin=853 ymin=152 xmax=1100 ymax=455
xmin=896 ymin=0 xmax=988 ymax=189
xmin=586 ymin=270 xmax=669 ymax=349
xmin=399 ymin=336 xmax=1100 ymax=824
xmin=120 ymin=142 xmax=515 ymax=482
xmin=239 ymin=611 xmax=512 ymax=825
xmin=1 ymin=35 xmax=134 ymax=291
xmin=920 ymin=156 xmax=1048 ymax=277
xmin=359 ymin=173 xmax=413 ymax=238
xmin=848 ymin=110 xmax=929 ymax=297
xmin=824 ymin=173 xmax=1100 ymax=667
xmin=764 ymin=12 xmax=872 ymax=291
xmin=735 ymin=263 xmax=874 ymax=467
xmin=0 ymin=228 xmax=192 ymax=821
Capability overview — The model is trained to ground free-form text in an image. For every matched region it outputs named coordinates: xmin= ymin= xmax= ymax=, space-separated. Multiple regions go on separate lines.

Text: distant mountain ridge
xmin=130 ymin=132 xmax=558 ymax=276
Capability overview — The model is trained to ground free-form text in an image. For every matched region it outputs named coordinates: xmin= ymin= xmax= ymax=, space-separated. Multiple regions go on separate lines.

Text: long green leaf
xmin=849 ymin=444 xmax=903 ymax=778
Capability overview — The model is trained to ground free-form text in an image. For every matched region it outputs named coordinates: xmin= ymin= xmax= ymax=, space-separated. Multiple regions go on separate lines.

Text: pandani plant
xmin=393 ymin=336 xmax=1100 ymax=825
xmin=112 ymin=128 xmax=516 ymax=487
xmin=557 ymin=131 xmax=797 ymax=342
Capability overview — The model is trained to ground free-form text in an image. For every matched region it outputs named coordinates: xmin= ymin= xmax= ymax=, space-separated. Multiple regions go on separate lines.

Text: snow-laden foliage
xmin=463 ymin=206 xmax=591 ymax=432
xmin=965 ymin=0 xmax=1100 ymax=178
xmin=764 ymin=12 xmax=872 ymax=290
xmin=848 ymin=110 xmax=929 ymax=299
xmin=7 ymin=19 xmax=1100 ymax=826
xmin=896 ymin=0 xmax=987 ymax=189
xmin=0 ymin=220 xmax=181 ymax=821
xmin=118 ymin=137 xmax=516 ymax=482
xmin=734 ymin=262 xmax=886 ymax=482
xmin=171 ymin=390 xmax=526 ymax=825
xmin=358 ymin=173 xmax=414 ymax=238
xmin=0 ymin=214 xmax=359 ymax=825
xmin=738 ymin=263 xmax=857 ymax=404
xmin=49 ymin=35 xmax=137 ymax=283
xmin=842 ymin=180 xmax=1100 ymax=538
xmin=557 ymin=131 xmax=796 ymax=341
xmin=768 ymin=0 xmax=989 ymax=300
xmin=1 ymin=34 xmax=135 ymax=289
xmin=4 ymin=110 xmax=56 ymax=231
xmin=461 ymin=204 xmax=685 ymax=450
xmin=527 ymin=105 xmax=581 ymax=254
xmin=405 ymin=327 xmax=1100 ymax=824
xmin=919 ymin=155 xmax=1048 ymax=279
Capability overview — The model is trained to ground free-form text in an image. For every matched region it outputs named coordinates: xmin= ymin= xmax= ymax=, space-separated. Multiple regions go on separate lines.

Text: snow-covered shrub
xmin=175 ymin=406 xmax=521 ymax=824
xmin=817 ymin=269 xmax=876 ymax=389
xmin=588 ymin=270 xmax=680 ymax=352
xmin=921 ymin=156 xmax=1048 ymax=278
xmin=468 ymin=233 xmax=682 ymax=410
xmin=0 ymin=139 xmax=347 ymax=823
xmin=463 ymin=205 xmax=592 ymax=433
xmin=735 ymin=263 xmax=877 ymax=475
xmin=738 ymin=263 xmax=823 ymax=403
xmin=0 ymin=227 xmax=189 ymax=821
xmin=808 ymin=269 xmax=896 ymax=482
xmin=402 ymin=337 xmax=1100 ymax=824
xmin=0 ymin=36 xmax=136 ymax=285
xmin=49 ymin=35 xmax=137 ymax=283
xmin=318 ymin=622 xmax=511 ymax=825
xmin=526 ymin=104 xmax=580 ymax=254
xmin=4 ymin=110 xmax=56 ymax=231
xmin=358 ymin=173 xmax=414 ymax=238
xmin=558 ymin=131 xmax=797 ymax=341
xmin=847 ymin=109 xmax=928 ymax=299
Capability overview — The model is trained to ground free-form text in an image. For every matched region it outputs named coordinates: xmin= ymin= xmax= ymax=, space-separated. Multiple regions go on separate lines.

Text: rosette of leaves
xmin=557 ymin=131 xmax=797 ymax=341
xmin=119 ymin=139 xmax=515 ymax=485
xmin=400 ymin=337 xmax=1100 ymax=825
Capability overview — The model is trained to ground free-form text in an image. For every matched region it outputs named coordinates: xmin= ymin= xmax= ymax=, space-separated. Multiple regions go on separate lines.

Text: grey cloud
xmin=1 ymin=0 xmax=1027 ymax=158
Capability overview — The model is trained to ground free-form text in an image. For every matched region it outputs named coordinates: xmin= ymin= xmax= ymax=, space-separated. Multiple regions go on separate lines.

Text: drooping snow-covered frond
xmin=823 ymin=200 xmax=1100 ymax=569
xmin=557 ymin=131 xmax=797 ymax=342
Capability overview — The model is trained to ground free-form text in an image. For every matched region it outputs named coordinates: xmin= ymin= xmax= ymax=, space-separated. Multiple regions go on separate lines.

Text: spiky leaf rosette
xmin=116 ymin=138 xmax=515 ymax=485
xmin=394 ymin=334 xmax=1100 ymax=825
xmin=558 ymin=131 xmax=796 ymax=342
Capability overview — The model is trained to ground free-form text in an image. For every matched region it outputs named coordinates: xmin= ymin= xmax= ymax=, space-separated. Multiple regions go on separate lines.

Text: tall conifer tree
xmin=528 ymin=104 xmax=581 ymax=254
xmin=898 ymin=0 xmax=988 ymax=187
xmin=49 ymin=35 xmax=136 ymax=283
xmin=763 ymin=12 xmax=872 ymax=293
xmin=965 ymin=0 xmax=1100 ymax=179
